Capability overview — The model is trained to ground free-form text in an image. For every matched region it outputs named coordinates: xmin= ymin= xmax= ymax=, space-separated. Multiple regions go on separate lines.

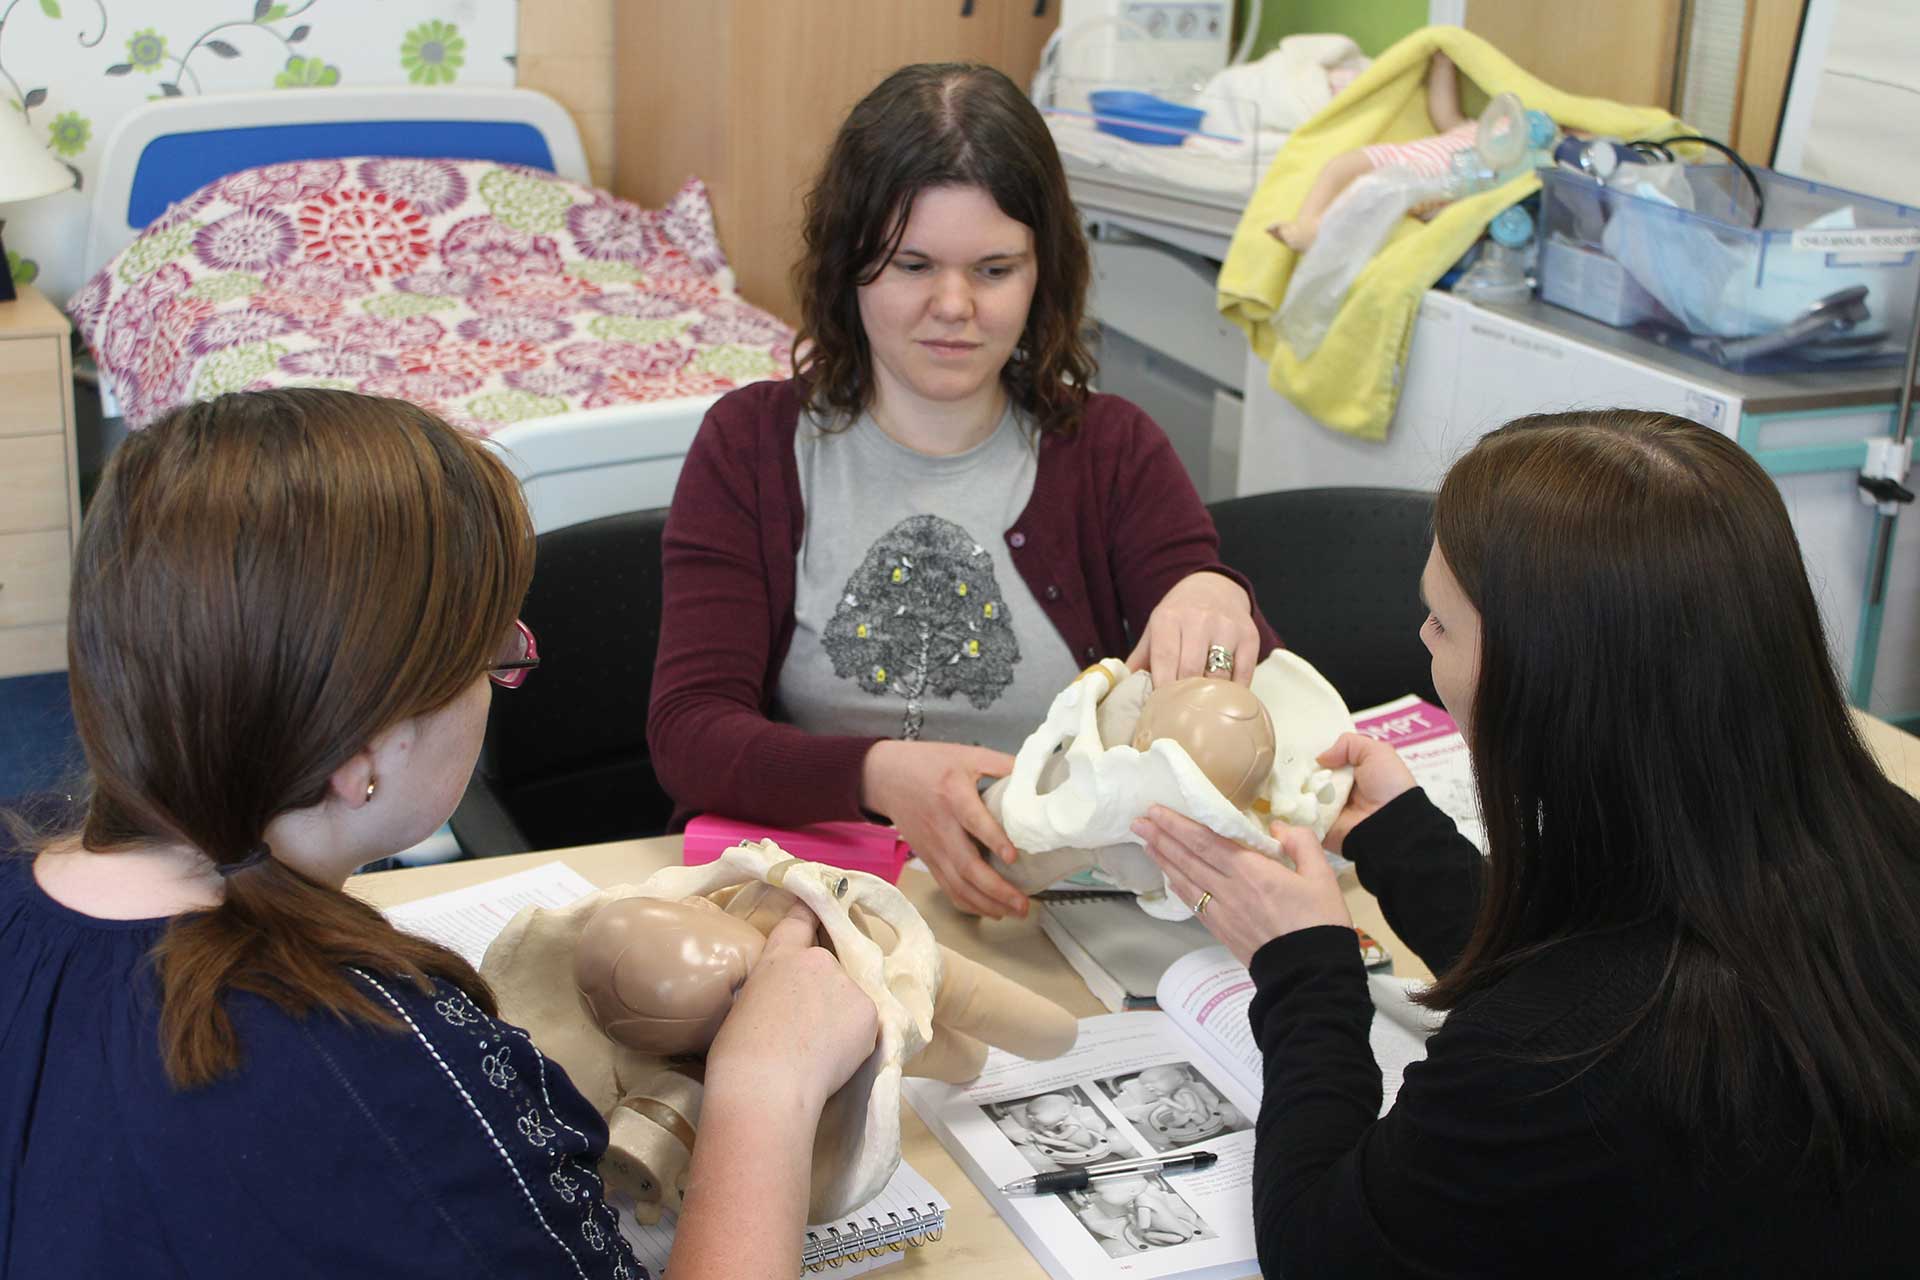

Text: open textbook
xmin=378 ymin=861 xmax=949 ymax=1277
xmin=903 ymin=945 xmax=1439 ymax=1280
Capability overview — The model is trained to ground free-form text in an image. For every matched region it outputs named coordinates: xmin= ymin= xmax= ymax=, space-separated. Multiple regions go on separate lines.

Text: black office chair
xmin=450 ymin=507 xmax=675 ymax=857
xmin=1208 ymin=487 xmax=1439 ymax=713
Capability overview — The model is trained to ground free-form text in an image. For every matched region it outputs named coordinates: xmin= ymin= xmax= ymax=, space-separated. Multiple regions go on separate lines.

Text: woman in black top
xmin=1135 ymin=409 xmax=1920 ymax=1275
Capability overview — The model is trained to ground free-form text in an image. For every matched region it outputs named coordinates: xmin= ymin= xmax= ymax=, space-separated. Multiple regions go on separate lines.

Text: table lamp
xmin=0 ymin=107 xmax=76 ymax=302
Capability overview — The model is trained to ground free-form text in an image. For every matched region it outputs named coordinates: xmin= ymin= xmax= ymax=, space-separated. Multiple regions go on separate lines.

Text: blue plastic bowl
xmin=1088 ymin=91 xmax=1204 ymax=146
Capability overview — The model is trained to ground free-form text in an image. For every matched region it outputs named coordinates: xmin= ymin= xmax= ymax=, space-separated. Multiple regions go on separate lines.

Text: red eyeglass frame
xmin=489 ymin=618 xmax=539 ymax=689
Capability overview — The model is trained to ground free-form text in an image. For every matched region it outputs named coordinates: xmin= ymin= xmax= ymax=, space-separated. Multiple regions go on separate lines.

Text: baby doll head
xmin=1092 ymin=1175 xmax=1149 ymax=1210
xmin=1137 ymin=1065 xmax=1188 ymax=1097
xmin=573 ymin=895 xmax=767 ymax=1055
xmin=1027 ymin=1094 xmax=1074 ymax=1129
xmin=1132 ymin=676 xmax=1276 ymax=809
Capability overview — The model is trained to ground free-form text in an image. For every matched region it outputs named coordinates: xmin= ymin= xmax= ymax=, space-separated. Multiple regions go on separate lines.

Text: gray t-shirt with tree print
xmin=777 ymin=407 xmax=1082 ymax=752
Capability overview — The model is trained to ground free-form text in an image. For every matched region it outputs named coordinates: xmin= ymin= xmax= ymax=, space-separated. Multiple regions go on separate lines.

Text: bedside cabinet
xmin=0 ymin=285 xmax=80 ymax=678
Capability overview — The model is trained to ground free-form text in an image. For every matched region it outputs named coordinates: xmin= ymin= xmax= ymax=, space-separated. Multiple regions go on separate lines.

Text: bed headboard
xmin=83 ymin=86 xmax=591 ymax=284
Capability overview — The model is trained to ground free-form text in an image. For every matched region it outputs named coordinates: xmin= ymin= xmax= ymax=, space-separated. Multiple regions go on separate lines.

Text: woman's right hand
xmin=861 ymin=739 xmax=1027 ymax=919
xmin=705 ymin=904 xmax=878 ymax=1116
xmin=1315 ymin=732 xmax=1419 ymax=853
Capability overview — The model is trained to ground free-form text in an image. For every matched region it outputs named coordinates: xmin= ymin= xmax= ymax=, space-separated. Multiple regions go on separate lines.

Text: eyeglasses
xmin=489 ymin=618 xmax=539 ymax=689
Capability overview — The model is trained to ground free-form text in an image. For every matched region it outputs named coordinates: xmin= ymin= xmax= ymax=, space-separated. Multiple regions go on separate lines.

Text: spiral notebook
xmin=616 ymin=1160 xmax=949 ymax=1276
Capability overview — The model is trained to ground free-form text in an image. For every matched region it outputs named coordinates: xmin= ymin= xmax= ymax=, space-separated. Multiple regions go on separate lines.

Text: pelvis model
xmin=986 ymin=650 xmax=1358 ymax=919
xmin=481 ymin=842 xmax=1079 ymax=1223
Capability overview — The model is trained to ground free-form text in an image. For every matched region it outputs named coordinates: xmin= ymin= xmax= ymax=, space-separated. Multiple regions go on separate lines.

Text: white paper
xmin=380 ymin=861 xmax=599 ymax=968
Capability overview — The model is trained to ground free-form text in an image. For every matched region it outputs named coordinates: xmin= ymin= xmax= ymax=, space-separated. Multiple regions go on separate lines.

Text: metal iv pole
xmin=1851 ymin=273 xmax=1920 ymax=715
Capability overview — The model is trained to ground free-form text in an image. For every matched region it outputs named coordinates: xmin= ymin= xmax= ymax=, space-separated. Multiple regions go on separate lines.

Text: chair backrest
xmin=476 ymin=506 xmax=674 ymax=850
xmin=1208 ymin=487 xmax=1439 ymax=714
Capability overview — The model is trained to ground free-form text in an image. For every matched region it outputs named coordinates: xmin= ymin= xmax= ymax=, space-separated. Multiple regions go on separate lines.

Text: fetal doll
xmin=1022 ymin=1094 xmax=1110 ymax=1161
xmin=1090 ymin=1175 xmax=1204 ymax=1248
xmin=1116 ymin=1066 xmax=1225 ymax=1141
xmin=1269 ymin=49 xmax=1473 ymax=251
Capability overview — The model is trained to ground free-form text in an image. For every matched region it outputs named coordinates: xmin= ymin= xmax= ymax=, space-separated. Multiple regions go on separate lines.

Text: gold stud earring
xmin=365 ymin=778 xmax=378 ymax=802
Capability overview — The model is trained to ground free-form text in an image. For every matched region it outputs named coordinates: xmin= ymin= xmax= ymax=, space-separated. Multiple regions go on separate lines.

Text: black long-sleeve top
xmin=1246 ymin=788 xmax=1917 ymax=1276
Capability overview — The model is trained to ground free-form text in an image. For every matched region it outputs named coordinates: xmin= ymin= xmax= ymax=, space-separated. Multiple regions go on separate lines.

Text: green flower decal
xmin=277 ymin=376 xmax=355 ymax=391
xmin=186 ymin=272 xmax=265 ymax=303
xmin=588 ymin=315 xmax=690 ymax=344
xmin=467 ymin=389 xmax=567 ymax=424
xmin=5 ymin=249 xmax=38 ymax=287
xmin=362 ymin=292 xmax=457 ymax=318
xmin=478 ymin=167 xmax=571 ymax=234
xmin=568 ymin=261 xmax=646 ymax=284
xmin=126 ymin=28 xmax=167 ymax=74
xmin=695 ymin=344 xmax=779 ymax=381
xmin=400 ymin=20 xmax=465 ymax=85
xmin=115 ymin=222 xmax=199 ymax=284
xmin=193 ymin=342 xmax=287 ymax=400
xmin=47 ymin=111 xmax=91 ymax=158
xmin=275 ymin=56 xmax=340 ymax=89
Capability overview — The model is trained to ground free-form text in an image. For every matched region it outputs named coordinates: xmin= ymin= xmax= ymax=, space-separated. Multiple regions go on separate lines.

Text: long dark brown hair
xmin=65 ymin=388 xmax=534 ymax=1088
xmin=793 ymin=62 xmax=1097 ymax=436
xmin=1424 ymin=409 xmax=1920 ymax=1179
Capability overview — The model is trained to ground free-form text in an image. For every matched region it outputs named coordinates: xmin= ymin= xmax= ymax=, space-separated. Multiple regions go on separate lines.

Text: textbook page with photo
xmin=902 ymin=945 xmax=1438 ymax=1280
xmin=380 ymin=862 xmax=949 ymax=1277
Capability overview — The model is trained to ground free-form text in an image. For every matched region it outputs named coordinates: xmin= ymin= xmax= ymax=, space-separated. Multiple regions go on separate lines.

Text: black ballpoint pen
xmin=1000 ymin=1150 xmax=1219 ymax=1196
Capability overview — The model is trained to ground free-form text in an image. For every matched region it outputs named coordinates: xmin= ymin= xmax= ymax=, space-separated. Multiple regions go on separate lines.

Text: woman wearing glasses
xmin=1 ymin=389 xmax=877 ymax=1278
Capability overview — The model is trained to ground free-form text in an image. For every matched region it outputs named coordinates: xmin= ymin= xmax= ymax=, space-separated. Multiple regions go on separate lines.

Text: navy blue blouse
xmin=0 ymin=855 xmax=646 ymax=1279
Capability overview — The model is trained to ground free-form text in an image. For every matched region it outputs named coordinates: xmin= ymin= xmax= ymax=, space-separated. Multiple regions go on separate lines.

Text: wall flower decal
xmin=125 ymin=27 xmax=167 ymax=73
xmin=46 ymin=109 xmax=89 ymax=156
xmin=400 ymin=19 xmax=462 ymax=85
xmin=274 ymin=54 xmax=338 ymax=88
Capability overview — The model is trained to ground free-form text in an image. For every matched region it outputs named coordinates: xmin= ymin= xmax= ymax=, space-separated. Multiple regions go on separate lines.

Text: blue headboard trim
xmin=127 ymin=119 xmax=556 ymax=229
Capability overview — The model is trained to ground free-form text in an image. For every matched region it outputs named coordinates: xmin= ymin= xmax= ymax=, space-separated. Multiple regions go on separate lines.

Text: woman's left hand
xmin=1133 ymin=805 xmax=1351 ymax=967
xmin=1126 ymin=571 xmax=1259 ymax=688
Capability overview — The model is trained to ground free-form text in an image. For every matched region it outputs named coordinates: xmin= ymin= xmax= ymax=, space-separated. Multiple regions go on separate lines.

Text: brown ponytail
xmin=67 ymin=389 xmax=534 ymax=1088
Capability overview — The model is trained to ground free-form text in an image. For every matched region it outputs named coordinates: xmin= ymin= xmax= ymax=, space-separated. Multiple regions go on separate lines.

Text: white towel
xmin=1201 ymin=34 xmax=1371 ymax=138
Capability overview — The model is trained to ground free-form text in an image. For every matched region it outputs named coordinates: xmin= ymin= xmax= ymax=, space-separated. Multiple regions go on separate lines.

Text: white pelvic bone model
xmin=481 ymin=840 xmax=1076 ymax=1224
xmin=988 ymin=650 xmax=1357 ymax=919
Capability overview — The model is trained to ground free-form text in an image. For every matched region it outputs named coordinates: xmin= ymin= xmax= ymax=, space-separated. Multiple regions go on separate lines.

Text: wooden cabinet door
xmin=1465 ymin=0 xmax=1685 ymax=109
xmin=614 ymin=0 xmax=1059 ymax=325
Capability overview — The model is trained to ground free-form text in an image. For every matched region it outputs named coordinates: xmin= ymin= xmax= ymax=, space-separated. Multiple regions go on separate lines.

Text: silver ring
xmin=1204 ymin=645 xmax=1233 ymax=677
xmin=1194 ymin=890 xmax=1212 ymax=916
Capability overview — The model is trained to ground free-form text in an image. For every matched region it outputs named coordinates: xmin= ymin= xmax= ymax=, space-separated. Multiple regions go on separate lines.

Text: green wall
xmin=1242 ymin=0 xmax=1429 ymax=59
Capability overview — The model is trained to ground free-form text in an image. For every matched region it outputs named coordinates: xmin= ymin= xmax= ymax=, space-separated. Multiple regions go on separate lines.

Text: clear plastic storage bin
xmin=1535 ymin=164 xmax=1920 ymax=373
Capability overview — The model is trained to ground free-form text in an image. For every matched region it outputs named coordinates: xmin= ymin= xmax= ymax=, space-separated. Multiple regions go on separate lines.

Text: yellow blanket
xmin=1217 ymin=26 xmax=1686 ymax=441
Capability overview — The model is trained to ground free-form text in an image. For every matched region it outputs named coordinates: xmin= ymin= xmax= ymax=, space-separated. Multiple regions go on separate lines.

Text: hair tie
xmin=217 ymin=844 xmax=273 ymax=878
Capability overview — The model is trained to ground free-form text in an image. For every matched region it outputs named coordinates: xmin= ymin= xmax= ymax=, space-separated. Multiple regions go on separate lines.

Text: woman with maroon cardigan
xmin=649 ymin=63 xmax=1276 ymax=918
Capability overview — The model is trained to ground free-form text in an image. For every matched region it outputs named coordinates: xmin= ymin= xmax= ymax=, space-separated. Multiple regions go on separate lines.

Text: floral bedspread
xmin=68 ymin=158 xmax=794 ymax=432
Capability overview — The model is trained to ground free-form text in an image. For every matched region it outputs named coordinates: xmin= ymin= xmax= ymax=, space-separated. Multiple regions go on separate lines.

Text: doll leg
xmin=931 ymin=945 xmax=1080 ymax=1059
xmin=1269 ymin=148 xmax=1375 ymax=251
xmin=1426 ymin=50 xmax=1467 ymax=132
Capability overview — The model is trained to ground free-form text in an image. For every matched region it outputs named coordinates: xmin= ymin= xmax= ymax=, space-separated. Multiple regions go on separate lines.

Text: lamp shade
xmin=0 ymin=108 xmax=76 ymax=205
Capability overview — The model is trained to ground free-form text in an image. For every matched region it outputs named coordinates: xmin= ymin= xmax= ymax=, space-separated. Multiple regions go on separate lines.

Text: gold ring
xmin=1204 ymin=645 xmax=1233 ymax=676
xmin=1194 ymin=890 xmax=1212 ymax=915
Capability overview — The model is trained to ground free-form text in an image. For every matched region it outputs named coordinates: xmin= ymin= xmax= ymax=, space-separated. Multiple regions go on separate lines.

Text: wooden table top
xmin=346 ymin=708 xmax=1919 ymax=1277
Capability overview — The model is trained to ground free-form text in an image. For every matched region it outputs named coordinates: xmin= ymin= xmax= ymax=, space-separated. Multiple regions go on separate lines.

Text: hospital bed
xmin=73 ymin=86 xmax=788 ymax=534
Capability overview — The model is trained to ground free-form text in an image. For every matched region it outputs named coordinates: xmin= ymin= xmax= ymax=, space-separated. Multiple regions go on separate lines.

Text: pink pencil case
xmin=681 ymin=816 xmax=911 ymax=884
